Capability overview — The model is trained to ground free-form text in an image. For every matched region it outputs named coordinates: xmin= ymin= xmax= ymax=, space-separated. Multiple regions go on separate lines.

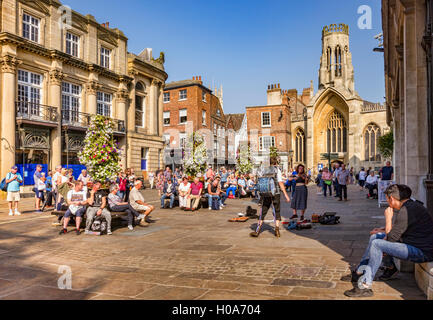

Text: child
xmin=37 ymin=173 xmax=47 ymax=206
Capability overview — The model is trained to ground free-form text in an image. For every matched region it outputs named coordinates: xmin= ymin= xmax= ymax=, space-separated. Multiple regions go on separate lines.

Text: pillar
xmin=48 ymin=70 xmax=64 ymax=170
xmin=149 ymin=80 xmax=159 ymax=135
xmin=0 ymin=54 xmax=19 ymax=180
xmin=86 ymin=81 xmax=99 ymax=115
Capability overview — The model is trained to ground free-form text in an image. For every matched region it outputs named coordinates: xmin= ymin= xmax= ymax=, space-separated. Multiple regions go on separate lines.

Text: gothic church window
xmin=364 ymin=124 xmax=382 ymax=161
xmin=326 ymin=111 xmax=347 ymax=153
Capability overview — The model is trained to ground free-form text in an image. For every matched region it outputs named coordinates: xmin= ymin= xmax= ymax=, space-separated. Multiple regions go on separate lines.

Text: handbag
xmin=324 ymin=180 xmax=332 ymax=186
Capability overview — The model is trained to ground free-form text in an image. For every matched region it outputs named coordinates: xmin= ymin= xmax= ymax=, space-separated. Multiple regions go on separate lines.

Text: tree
xmin=236 ymin=142 xmax=253 ymax=175
xmin=78 ymin=115 xmax=122 ymax=183
xmin=269 ymin=146 xmax=280 ymax=163
xmin=378 ymin=130 xmax=394 ymax=159
xmin=183 ymin=132 xmax=208 ymax=178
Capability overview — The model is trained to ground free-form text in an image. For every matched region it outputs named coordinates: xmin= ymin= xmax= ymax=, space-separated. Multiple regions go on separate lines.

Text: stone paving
xmin=0 ymin=186 xmax=426 ymax=300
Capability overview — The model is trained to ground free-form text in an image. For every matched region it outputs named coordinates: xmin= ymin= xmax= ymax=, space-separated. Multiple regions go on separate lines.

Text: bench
xmin=415 ymin=262 xmax=433 ymax=300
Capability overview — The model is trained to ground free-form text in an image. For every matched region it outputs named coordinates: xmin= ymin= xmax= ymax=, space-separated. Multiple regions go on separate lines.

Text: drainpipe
xmin=423 ymin=0 xmax=433 ymax=217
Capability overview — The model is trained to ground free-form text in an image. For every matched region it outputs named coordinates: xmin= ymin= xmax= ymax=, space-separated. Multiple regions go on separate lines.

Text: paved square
xmin=0 ymin=186 xmax=426 ymax=300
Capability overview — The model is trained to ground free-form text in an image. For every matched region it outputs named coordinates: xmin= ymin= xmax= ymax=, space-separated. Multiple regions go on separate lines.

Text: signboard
xmin=378 ymin=180 xmax=395 ymax=208
xmin=320 ymin=153 xmax=339 ymax=160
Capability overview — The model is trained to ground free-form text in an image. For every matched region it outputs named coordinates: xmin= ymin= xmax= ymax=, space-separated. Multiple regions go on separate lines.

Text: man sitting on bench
xmin=129 ymin=180 xmax=155 ymax=225
xmin=59 ymin=181 xmax=87 ymax=235
xmin=85 ymin=181 xmax=112 ymax=235
xmin=343 ymin=184 xmax=433 ymax=298
xmin=108 ymin=183 xmax=146 ymax=231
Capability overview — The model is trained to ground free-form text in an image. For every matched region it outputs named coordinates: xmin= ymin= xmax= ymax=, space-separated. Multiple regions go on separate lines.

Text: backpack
xmin=91 ymin=216 xmax=108 ymax=234
xmin=257 ymin=166 xmax=279 ymax=197
xmin=0 ymin=178 xmax=8 ymax=192
xmin=319 ymin=212 xmax=341 ymax=225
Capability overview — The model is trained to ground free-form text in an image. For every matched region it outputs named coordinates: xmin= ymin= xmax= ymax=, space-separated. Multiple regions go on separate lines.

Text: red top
xmin=190 ymin=182 xmax=203 ymax=195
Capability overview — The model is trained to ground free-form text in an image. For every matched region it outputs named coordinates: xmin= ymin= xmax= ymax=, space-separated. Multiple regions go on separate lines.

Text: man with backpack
xmin=250 ymin=156 xmax=290 ymax=238
xmin=4 ymin=166 xmax=23 ymax=216
xmin=85 ymin=181 xmax=112 ymax=235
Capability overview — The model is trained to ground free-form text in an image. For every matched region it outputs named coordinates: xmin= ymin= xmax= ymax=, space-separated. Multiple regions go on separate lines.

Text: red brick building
xmin=162 ymin=77 xmax=227 ymax=168
xmin=246 ymin=84 xmax=293 ymax=171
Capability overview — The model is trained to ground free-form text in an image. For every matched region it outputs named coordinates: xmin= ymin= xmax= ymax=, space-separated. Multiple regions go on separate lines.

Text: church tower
xmin=318 ymin=23 xmax=355 ymax=93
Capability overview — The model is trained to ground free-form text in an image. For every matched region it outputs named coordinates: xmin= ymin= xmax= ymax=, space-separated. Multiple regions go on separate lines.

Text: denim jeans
xmin=161 ymin=194 xmax=175 ymax=208
xmin=226 ymin=186 xmax=236 ymax=197
xmin=357 ymin=234 xmax=428 ymax=287
xmin=207 ymin=194 xmax=221 ymax=208
xmin=323 ymin=183 xmax=332 ymax=197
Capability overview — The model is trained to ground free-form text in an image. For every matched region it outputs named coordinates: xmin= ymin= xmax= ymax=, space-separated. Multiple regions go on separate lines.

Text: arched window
xmin=364 ymin=124 xmax=381 ymax=161
xmin=327 ymin=111 xmax=347 ymax=153
xmin=135 ymin=82 xmax=146 ymax=127
xmin=295 ymin=129 xmax=305 ymax=163
xmin=327 ymin=47 xmax=332 ymax=71
xmin=335 ymin=46 xmax=342 ymax=77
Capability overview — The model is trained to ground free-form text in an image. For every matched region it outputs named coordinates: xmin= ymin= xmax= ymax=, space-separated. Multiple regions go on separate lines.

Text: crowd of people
xmin=3 ymin=159 xmax=433 ymax=299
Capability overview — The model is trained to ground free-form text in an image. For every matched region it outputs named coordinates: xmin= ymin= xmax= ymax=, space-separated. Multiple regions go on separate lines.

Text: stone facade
xmin=162 ymin=77 xmax=227 ymax=169
xmin=382 ymin=0 xmax=433 ymax=300
xmin=382 ymin=0 xmax=431 ymax=207
xmin=0 ymin=0 xmax=167 ymax=188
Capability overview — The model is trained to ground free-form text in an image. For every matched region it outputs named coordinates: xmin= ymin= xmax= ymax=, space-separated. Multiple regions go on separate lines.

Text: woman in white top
xmin=365 ymin=171 xmax=378 ymax=199
xmin=178 ymin=177 xmax=191 ymax=210
xmin=77 ymin=169 xmax=90 ymax=192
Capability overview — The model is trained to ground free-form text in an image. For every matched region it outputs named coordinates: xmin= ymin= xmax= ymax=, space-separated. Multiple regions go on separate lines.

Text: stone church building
xmin=249 ymin=24 xmax=389 ymax=172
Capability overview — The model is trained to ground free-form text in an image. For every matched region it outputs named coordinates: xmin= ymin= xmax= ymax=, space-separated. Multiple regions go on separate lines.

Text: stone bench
xmin=415 ymin=262 xmax=433 ymax=300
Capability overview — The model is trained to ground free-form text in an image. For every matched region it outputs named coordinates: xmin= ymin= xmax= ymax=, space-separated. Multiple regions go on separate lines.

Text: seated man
xmin=365 ymin=171 xmax=378 ymax=199
xmin=85 ymin=181 xmax=112 ymax=235
xmin=207 ymin=176 xmax=226 ymax=210
xmin=129 ymin=180 xmax=155 ymax=226
xmin=186 ymin=177 xmax=203 ymax=211
xmin=343 ymin=184 xmax=433 ymax=298
xmin=108 ymin=184 xmax=146 ymax=231
xmin=59 ymin=181 xmax=87 ymax=235
xmin=160 ymin=179 xmax=175 ymax=209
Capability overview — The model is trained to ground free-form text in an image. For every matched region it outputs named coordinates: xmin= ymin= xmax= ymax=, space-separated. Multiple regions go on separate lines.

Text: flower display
xmin=78 ymin=115 xmax=121 ymax=183
xmin=236 ymin=142 xmax=253 ymax=175
xmin=183 ymin=132 xmax=208 ymax=178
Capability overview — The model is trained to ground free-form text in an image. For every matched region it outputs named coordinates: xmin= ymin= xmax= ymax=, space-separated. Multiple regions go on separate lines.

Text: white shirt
xmin=366 ymin=175 xmax=378 ymax=185
xmin=359 ymin=171 xmax=367 ymax=181
xmin=276 ymin=167 xmax=283 ymax=183
xmin=67 ymin=189 xmax=87 ymax=214
xmin=179 ymin=182 xmax=191 ymax=194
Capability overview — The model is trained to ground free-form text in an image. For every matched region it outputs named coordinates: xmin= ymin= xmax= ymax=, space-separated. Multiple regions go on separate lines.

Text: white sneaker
xmin=8 ymin=211 xmax=13 ymax=216
xmin=137 ymin=214 xmax=145 ymax=220
xmin=14 ymin=210 xmax=21 ymax=216
xmin=209 ymin=207 xmax=212 ymax=210
xmin=128 ymin=225 xmax=134 ymax=231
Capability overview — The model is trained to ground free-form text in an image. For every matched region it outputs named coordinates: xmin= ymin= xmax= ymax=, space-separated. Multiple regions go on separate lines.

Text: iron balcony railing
xmin=16 ymin=101 xmax=59 ymax=123
xmin=62 ymin=109 xmax=92 ymax=128
xmin=61 ymin=108 xmax=126 ymax=133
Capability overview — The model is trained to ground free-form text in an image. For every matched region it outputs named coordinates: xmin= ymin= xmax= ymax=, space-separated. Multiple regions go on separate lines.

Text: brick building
xmin=246 ymin=84 xmax=292 ymax=171
xmin=162 ymin=77 xmax=226 ymax=169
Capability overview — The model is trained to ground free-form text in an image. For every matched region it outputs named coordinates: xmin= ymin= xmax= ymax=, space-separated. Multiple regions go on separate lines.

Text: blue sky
xmin=66 ymin=0 xmax=384 ymax=114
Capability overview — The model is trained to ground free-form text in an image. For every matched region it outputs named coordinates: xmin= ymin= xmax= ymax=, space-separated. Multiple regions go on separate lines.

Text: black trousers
xmin=259 ymin=194 xmax=281 ymax=221
xmin=333 ymin=180 xmax=340 ymax=197
xmin=110 ymin=204 xmax=141 ymax=226
xmin=339 ymin=185 xmax=347 ymax=200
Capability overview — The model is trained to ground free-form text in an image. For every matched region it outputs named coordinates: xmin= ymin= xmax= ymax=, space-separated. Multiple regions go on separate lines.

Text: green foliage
xmin=78 ymin=115 xmax=121 ymax=182
xmin=269 ymin=147 xmax=280 ymax=163
xmin=378 ymin=130 xmax=394 ymax=159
